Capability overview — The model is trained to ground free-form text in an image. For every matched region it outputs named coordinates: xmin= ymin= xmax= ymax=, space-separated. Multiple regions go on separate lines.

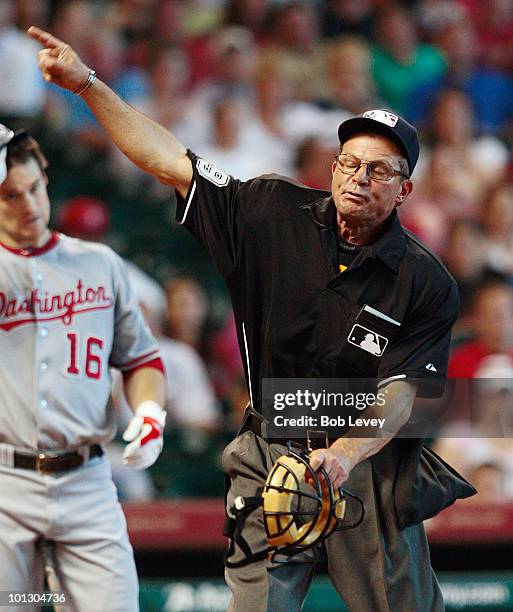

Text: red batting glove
xmin=122 ymin=401 xmax=166 ymax=469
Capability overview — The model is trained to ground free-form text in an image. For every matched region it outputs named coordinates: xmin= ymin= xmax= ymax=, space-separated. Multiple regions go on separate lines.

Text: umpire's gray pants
xmin=222 ymin=431 xmax=444 ymax=612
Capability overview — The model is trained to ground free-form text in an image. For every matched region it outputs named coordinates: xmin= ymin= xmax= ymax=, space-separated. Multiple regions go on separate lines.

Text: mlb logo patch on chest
xmin=196 ymin=159 xmax=230 ymax=187
xmin=348 ymin=324 xmax=388 ymax=357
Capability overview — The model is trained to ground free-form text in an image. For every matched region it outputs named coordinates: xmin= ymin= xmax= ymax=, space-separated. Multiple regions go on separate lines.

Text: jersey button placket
xmin=37 ymin=333 xmax=49 ymax=413
xmin=29 ymin=258 xmax=43 ymax=284
xmin=35 ymin=260 xmax=49 ymax=420
xmin=30 ymin=260 xmax=48 ymax=346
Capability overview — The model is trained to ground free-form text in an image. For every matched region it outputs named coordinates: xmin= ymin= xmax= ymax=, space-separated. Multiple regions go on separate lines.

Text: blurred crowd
xmin=0 ymin=0 xmax=512 ymax=503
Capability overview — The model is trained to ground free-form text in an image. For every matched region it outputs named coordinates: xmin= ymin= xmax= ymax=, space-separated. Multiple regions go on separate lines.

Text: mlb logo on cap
xmin=362 ymin=110 xmax=398 ymax=127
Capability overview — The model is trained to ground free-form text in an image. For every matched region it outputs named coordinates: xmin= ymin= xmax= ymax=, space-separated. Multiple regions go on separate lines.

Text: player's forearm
xmin=82 ymin=79 xmax=192 ymax=193
xmin=330 ymin=380 xmax=416 ymax=469
xmin=124 ymin=366 xmax=166 ymax=412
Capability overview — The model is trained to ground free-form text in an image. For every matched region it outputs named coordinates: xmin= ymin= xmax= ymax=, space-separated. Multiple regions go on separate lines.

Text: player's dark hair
xmin=6 ymin=131 xmax=48 ymax=173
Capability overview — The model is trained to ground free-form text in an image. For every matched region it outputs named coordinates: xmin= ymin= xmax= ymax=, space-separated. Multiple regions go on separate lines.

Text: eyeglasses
xmin=335 ymin=153 xmax=408 ymax=182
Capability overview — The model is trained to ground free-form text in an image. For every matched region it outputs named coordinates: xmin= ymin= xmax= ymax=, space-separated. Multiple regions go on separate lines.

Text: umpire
xmin=29 ymin=27 xmax=476 ymax=612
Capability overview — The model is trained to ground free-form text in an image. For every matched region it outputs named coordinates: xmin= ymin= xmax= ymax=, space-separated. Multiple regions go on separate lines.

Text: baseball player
xmin=27 ymin=27 xmax=476 ymax=611
xmin=0 ymin=125 xmax=167 ymax=612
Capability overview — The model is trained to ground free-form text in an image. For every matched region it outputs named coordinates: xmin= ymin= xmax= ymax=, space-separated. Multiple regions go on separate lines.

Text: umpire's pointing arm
xmin=27 ymin=26 xmax=193 ymax=199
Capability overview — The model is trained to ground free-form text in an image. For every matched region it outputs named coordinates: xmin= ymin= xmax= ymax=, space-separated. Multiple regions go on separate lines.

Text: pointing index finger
xmin=27 ymin=26 xmax=66 ymax=50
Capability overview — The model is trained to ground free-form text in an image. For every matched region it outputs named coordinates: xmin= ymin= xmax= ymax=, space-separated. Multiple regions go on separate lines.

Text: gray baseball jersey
xmin=0 ymin=232 xmax=160 ymax=450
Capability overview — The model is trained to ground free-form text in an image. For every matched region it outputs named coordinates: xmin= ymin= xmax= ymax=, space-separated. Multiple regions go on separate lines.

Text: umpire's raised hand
xmin=27 ymin=26 xmax=90 ymax=93
xmin=27 ymin=25 xmax=193 ymax=195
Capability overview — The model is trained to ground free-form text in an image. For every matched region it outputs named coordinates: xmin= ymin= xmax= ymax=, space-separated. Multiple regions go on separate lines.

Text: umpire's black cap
xmin=338 ymin=110 xmax=420 ymax=176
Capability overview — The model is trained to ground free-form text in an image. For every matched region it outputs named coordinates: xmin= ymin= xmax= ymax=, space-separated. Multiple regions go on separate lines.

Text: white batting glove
xmin=122 ymin=401 xmax=166 ymax=470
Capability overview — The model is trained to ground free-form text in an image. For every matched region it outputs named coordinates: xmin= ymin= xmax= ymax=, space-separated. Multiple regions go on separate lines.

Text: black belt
xmin=13 ymin=445 xmax=103 ymax=473
xmin=246 ymin=411 xmax=288 ymax=445
xmin=245 ymin=411 xmax=331 ymax=449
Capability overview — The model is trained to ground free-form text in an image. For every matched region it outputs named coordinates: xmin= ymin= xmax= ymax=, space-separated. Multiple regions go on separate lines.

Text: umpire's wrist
xmin=74 ymin=68 xmax=97 ymax=96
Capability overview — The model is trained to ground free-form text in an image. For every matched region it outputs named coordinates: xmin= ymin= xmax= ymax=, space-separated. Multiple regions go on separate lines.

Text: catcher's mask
xmin=225 ymin=443 xmax=363 ymax=568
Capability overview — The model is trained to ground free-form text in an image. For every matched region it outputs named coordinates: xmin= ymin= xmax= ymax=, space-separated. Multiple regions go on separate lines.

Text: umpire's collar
xmin=300 ymin=196 xmax=407 ymax=274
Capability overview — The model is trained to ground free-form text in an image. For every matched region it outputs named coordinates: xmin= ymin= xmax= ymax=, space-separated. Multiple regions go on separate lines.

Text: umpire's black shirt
xmin=175 ymin=152 xmax=474 ymax=526
xmin=176 ymin=151 xmax=459 ymax=408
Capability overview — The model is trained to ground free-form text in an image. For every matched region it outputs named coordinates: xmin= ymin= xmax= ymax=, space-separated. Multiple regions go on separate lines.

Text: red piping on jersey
xmin=115 ymin=349 xmax=161 ymax=370
xmin=122 ymin=357 xmax=165 ymax=382
xmin=0 ymin=232 xmax=60 ymax=256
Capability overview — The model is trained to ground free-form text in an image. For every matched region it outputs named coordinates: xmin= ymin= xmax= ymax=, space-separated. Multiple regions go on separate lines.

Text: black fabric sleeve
xmin=377 ymin=280 xmax=460 ymax=398
xmin=175 ymin=150 xmax=244 ymax=278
